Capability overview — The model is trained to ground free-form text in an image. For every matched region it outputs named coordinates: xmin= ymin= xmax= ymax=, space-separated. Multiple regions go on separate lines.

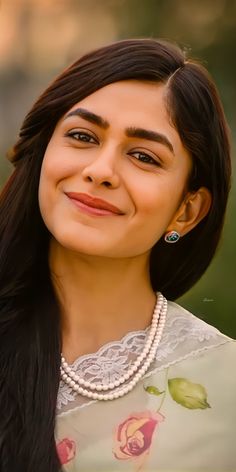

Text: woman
xmin=0 ymin=39 xmax=235 ymax=471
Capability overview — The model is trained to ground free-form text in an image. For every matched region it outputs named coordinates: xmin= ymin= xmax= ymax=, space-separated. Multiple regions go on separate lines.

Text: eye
xmin=65 ymin=130 xmax=98 ymax=144
xmin=130 ymin=151 xmax=161 ymax=166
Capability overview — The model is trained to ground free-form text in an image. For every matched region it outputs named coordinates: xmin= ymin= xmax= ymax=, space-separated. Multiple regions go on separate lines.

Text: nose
xmin=81 ymin=147 xmax=120 ymax=188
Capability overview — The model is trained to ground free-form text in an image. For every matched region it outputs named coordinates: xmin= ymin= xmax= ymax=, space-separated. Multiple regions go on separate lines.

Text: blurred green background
xmin=0 ymin=0 xmax=235 ymax=336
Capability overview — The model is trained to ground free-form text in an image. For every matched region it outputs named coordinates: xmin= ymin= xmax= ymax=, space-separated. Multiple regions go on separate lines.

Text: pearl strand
xmin=61 ymin=292 xmax=164 ymax=391
xmin=60 ymin=294 xmax=167 ymax=401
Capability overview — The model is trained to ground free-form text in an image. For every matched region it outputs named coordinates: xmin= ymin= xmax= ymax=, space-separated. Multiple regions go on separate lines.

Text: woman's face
xmin=38 ymin=80 xmax=192 ymax=258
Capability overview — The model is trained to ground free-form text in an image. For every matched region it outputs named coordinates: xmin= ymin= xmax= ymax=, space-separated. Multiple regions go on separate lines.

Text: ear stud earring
xmin=164 ymin=230 xmax=180 ymax=243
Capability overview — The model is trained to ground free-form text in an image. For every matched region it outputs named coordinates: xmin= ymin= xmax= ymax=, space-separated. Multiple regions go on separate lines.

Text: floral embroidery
xmin=113 ymin=410 xmax=164 ymax=461
xmin=168 ymin=377 xmax=211 ymax=409
xmin=144 ymin=370 xmax=211 ymax=410
xmin=113 ymin=369 xmax=210 ymax=470
xmin=56 ymin=438 xmax=76 ymax=465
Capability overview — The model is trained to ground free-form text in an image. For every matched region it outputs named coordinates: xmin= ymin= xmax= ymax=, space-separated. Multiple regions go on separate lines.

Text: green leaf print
xmin=168 ymin=377 xmax=211 ymax=409
xmin=144 ymin=385 xmax=165 ymax=396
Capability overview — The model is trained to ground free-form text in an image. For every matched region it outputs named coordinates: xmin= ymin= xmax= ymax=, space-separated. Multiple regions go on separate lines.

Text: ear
xmin=166 ymin=187 xmax=212 ymax=237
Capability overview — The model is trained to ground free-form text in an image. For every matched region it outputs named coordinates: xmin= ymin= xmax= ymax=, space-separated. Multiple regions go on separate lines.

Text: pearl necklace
xmin=60 ymin=292 xmax=167 ymax=401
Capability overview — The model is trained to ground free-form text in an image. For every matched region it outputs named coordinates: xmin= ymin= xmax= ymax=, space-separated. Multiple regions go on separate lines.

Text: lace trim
xmin=57 ymin=301 xmax=230 ymax=412
xmin=57 ymin=340 xmax=230 ymax=418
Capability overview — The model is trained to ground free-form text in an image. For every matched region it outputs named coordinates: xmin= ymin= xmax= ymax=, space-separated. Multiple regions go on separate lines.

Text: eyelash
xmin=129 ymin=151 xmax=160 ymax=166
xmin=65 ymin=130 xmax=161 ymax=166
xmin=65 ymin=130 xmax=98 ymax=144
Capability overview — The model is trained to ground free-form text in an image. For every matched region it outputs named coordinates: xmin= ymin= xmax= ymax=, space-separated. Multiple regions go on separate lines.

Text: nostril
xmin=104 ymin=181 xmax=112 ymax=187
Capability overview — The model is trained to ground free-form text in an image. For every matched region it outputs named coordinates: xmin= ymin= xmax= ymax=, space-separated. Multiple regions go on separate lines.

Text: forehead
xmin=65 ymin=80 xmax=170 ymax=124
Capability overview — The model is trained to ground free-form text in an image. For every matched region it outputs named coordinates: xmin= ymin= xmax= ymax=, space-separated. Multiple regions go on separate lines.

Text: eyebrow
xmin=64 ymin=107 xmax=174 ymax=154
xmin=64 ymin=107 xmax=109 ymax=129
xmin=126 ymin=127 xmax=174 ymax=154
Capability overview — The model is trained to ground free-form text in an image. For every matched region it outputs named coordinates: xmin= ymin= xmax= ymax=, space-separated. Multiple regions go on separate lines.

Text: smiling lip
xmin=65 ymin=192 xmax=124 ymax=215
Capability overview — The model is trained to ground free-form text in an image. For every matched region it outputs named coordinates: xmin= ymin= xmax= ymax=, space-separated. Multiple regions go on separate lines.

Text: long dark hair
xmin=0 ymin=39 xmax=231 ymax=470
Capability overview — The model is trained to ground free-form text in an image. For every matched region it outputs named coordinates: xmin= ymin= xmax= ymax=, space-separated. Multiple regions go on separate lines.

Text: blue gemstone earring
xmin=164 ymin=230 xmax=180 ymax=243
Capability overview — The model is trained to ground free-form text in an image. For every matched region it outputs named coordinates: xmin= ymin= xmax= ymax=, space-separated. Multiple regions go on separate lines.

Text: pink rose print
xmin=113 ymin=410 xmax=164 ymax=460
xmin=56 ymin=438 xmax=76 ymax=465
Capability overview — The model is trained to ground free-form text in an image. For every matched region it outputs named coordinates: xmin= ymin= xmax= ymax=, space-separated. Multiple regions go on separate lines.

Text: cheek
xmin=38 ymin=151 xmax=61 ymax=223
xmin=38 ymin=171 xmax=52 ymax=227
xmin=40 ymin=151 xmax=67 ymax=183
xmin=38 ymin=146 xmax=75 ymax=202
xmin=128 ymin=176 xmax=184 ymax=248
xmin=133 ymin=181 xmax=175 ymax=219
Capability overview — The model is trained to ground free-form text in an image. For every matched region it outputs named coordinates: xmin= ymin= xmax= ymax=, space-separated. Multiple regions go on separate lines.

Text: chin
xmin=49 ymin=230 xmax=111 ymax=257
xmin=48 ymin=225 xmax=147 ymax=259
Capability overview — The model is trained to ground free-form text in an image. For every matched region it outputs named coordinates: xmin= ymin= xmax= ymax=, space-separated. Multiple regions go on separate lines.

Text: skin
xmin=38 ymin=80 xmax=211 ymax=362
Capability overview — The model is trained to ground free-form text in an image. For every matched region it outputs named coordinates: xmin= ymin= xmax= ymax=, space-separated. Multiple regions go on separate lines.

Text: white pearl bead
xmin=113 ymin=392 xmax=120 ymax=399
xmin=143 ymin=346 xmax=149 ymax=355
xmin=114 ymin=380 xmax=120 ymax=387
xmin=92 ymin=393 xmax=99 ymax=400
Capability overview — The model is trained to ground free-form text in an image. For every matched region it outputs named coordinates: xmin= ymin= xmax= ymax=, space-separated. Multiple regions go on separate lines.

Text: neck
xmin=49 ymin=239 xmax=157 ymax=362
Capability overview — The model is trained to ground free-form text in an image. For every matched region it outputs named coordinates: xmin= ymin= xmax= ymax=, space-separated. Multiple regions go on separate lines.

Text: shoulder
xmin=164 ymin=301 xmax=236 ymax=400
xmin=153 ymin=299 xmax=235 ymax=367
xmin=166 ymin=299 xmax=234 ymax=342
